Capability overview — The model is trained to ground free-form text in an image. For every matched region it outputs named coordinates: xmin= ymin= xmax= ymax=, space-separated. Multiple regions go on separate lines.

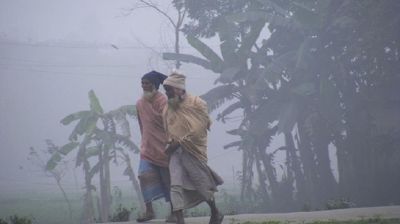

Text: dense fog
xmin=1 ymin=1 xmax=399 ymax=224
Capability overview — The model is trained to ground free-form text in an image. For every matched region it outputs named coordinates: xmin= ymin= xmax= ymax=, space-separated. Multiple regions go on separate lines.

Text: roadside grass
xmin=1 ymin=191 xmax=398 ymax=224
xmin=0 ymin=191 xmax=139 ymax=224
xmin=235 ymin=217 xmax=400 ymax=224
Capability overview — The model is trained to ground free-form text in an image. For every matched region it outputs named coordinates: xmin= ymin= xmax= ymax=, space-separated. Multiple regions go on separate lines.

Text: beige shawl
xmin=163 ymin=94 xmax=211 ymax=162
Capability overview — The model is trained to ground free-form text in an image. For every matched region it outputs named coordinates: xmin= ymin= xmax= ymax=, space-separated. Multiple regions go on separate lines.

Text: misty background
xmin=1 ymin=1 xmax=399 ymax=224
xmin=0 ymin=0 xmax=245 ymax=195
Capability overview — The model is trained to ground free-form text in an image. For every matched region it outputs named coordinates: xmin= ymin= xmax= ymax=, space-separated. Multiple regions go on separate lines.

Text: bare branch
xmin=136 ymin=0 xmax=177 ymax=28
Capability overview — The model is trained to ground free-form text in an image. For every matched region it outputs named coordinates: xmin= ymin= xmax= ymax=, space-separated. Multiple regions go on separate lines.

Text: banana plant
xmin=47 ymin=90 xmax=139 ymax=223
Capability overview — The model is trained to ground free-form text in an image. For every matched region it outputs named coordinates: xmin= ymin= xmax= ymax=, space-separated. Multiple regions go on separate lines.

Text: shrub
xmin=325 ymin=198 xmax=355 ymax=210
xmin=0 ymin=215 xmax=32 ymax=224
xmin=109 ymin=204 xmax=132 ymax=222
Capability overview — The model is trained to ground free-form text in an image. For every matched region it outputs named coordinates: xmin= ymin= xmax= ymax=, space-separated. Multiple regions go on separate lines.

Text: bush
xmin=325 ymin=198 xmax=355 ymax=210
xmin=0 ymin=215 xmax=32 ymax=224
xmin=109 ymin=204 xmax=132 ymax=222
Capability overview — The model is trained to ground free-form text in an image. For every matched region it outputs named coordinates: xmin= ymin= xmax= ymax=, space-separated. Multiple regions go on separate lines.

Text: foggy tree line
xmin=164 ymin=0 xmax=400 ymax=211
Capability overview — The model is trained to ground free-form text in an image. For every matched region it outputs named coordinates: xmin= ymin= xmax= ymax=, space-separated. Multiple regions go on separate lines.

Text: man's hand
xmin=165 ymin=140 xmax=180 ymax=156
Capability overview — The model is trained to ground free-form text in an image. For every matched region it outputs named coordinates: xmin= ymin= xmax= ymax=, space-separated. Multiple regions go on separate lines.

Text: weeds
xmin=0 ymin=215 xmax=32 ymax=224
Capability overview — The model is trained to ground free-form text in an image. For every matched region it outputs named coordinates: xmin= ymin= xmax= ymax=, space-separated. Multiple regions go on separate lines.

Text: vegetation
xmin=109 ymin=204 xmax=133 ymax=222
xmin=0 ymin=215 xmax=32 ymax=224
xmin=236 ymin=218 xmax=400 ymax=224
xmin=19 ymin=0 xmax=399 ymax=222
xmin=164 ymin=0 xmax=400 ymax=211
xmin=28 ymin=141 xmax=74 ymax=222
xmin=42 ymin=90 xmax=141 ymax=223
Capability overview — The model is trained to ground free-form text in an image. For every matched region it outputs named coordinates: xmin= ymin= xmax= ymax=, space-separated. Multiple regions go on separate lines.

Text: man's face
xmin=164 ymin=85 xmax=185 ymax=98
xmin=141 ymin=79 xmax=155 ymax=92
xmin=163 ymin=85 xmax=175 ymax=99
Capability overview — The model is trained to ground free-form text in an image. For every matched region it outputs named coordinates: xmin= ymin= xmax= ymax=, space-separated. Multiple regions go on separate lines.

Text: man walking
xmin=162 ymin=71 xmax=224 ymax=224
xmin=135 ymin=71 xmax=174 ymax=222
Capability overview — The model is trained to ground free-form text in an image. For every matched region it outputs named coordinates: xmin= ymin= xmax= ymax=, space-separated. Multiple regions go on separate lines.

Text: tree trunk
xmin=312 ymin=117 xmax=338 ymax=205
xmin=240 ymin=148 xmax=254 ymax=202
xmin=258 ymin=147 xmax=279 ymax=204
xmin=297 ymin=119 xmax=319 ymax=208
xmin=254 ymin=146 xmax=270 ymax=207
xmin=99 ymin=147 xmax=111 ymax=222
xmin=56 ymin=178 xmax=74 ymax=222
xmin=82 ymin=160 xmax=95 ymax=224
xmin=284 ymin=132 xmax=306 ymax=209
xmin=123 ymin=153 xmax=145 ymax=212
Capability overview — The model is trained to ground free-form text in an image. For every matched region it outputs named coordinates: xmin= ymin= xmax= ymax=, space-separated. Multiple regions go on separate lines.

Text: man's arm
xmin=136 ymin=106 xmax=143 ymax=135
xmin=165 ymin=139 xmax=180 ymax=155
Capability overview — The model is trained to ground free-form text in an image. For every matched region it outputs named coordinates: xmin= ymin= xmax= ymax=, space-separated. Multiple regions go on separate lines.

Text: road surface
xmin=103 ymin=205 xmax=400 ymax=224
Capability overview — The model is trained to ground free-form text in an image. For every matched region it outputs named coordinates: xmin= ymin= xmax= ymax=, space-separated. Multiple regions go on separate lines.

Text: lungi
xmin=169 ymin=147 xmax=223 ymax=211
xmin=138 ymin=159 xmax=171 ymax=203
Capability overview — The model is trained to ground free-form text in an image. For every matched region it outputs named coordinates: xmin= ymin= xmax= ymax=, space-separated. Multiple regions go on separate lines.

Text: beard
xmin=168 ymin=95 xmax=182 ymax=110
xmin=143 ymin=89 xmax=157 ymax=101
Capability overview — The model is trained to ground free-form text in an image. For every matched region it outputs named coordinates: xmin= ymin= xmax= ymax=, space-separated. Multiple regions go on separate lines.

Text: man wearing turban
xmin=136 ymin=71 xmax=174 ymax=222
xmin=162 ymin=71 xmax=224 ymax=224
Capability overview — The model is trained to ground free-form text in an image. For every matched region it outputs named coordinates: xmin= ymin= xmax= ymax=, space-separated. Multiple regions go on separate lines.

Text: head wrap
xmin=141 ymin=70 xmax=168 ymax=90
xmin=163 ymin=71 xmax=186 ymax=90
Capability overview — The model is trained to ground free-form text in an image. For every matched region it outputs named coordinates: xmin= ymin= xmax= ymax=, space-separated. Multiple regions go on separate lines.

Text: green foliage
xmin=58 ymin=142 xmax=79 ymax=155
xmin=88 ymin=89 xmax=104 ymax=115
xmin=8 ymin=216 xmax=32 ymax=224
xmin=109 ymin=204 xmax=132 ymax=222
xmin=45 ymin=152 xmax=62 ymax=171
xmin=163 ymin=52 xmax=215 ymax=71
xmin=239 ymin=221 xmax=282 ymax=224
xmin=325 ymin=198 xmax=355 ymax=210
xmin=53 ymin=90 xmax=140 ymax=222
xmin=187 ymin=35 xmax=224 ymax=72
xmin=0 ymin=215 xmax=32 ymax=224
xmin=200 ymin=84 xmax=238 ymax=112
xmin=60 ymin=110 xmax=90 ymax=125
xmin=237 ymin=218 xmax=400 ymax=224
xmin=171 ymin=0 xmax=400 ymax=210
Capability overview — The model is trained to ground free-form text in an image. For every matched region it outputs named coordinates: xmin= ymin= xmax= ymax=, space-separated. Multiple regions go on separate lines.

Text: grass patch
xmin=0 ymin=191 xmax=140 ymax=224
xmin=236 ymin=218 xmax=400 ymax=224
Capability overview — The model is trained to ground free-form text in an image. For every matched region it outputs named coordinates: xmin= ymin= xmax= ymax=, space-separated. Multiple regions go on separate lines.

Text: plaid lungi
xmin=138 ymin=159 xmax=171 ymax=203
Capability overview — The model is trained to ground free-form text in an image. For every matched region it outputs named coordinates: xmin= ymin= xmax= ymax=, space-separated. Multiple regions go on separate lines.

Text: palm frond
xmin=114 ymin=134 xmax=139 ymax=153
xmin=200 ymin=84 xmax=238 ymax=112
xmin=187 ymin=35 xmax=224 ymax=72
xmin=88 ymin=90 xmax=104 ymax=115
xmin=60 ymin=111 xmax=90 ymax=126
xmin=223 ymin=140 xmax=242 ymax=150
xmin=88 ymin=161 xmax=101 ymax=179
xmin=76 ymin=135 xmax=91 ymax=167
xmin=46 ymin=152 xmax=62 ymax=171
xmin=109 ymin=105 xmax=137 ymax=118
xmin=58 ymin=142 xmax=79 ymax=156
xmin=163 ymin=52 xmax=216 ymax=72
xmin=217 ymin=101 xmax=243 ymax=123
xmin=108 ymin=105 xmax=136 ymax=137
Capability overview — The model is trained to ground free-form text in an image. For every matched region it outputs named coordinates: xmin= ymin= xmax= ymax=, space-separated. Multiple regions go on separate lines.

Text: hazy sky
xmin=0 ymin=0 xmax=247 ymax=195
xmin=1 ymin=0 xmax=156 ymax=43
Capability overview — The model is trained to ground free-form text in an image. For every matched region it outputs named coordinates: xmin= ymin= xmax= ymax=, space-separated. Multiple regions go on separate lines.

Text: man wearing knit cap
xmin=162 ymin=71 xmax=224 ymax=224
xmin=136 ymin=71 xmax=175 ymax=222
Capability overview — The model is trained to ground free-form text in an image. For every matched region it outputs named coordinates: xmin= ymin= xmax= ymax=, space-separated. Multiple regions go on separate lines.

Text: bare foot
xmin=209 ymin=212 xmax=224 ymax=224
xmin=136 ymin=212 xmax=155 ymax=222
xmin=165 ymin=213 xmax=177 ymax=223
